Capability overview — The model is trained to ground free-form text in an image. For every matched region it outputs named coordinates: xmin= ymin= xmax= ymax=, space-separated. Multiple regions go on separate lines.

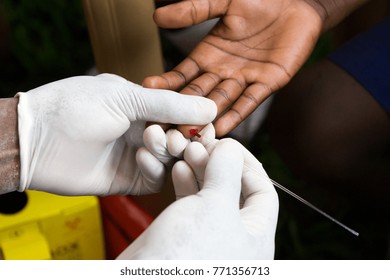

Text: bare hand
xmin=144 ymin=0 xmax=323 ymax=137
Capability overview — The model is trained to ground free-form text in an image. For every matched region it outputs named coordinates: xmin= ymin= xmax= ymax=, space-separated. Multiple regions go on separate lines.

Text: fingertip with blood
xmin=177 ymin=124 xmax=204 ymax=139
xmin=189 ymin=129 xmax=201 ymax=138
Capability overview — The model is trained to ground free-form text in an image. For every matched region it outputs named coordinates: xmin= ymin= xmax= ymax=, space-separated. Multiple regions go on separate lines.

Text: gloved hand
xmin=17 ymin=73 xmax=216 ymax=196
xmin=117 ymin=135 xmax=279 ymax=259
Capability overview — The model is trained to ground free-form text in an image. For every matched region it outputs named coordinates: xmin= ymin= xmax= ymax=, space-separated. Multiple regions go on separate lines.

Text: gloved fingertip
xmin=183 ymin=141 xmax=208 ymax=163
xmin=191 ymin=124 xmax=218 ymax=155
xmin=197 ymin=98 xmax=217 ymax=122
xmin=172 ymin=160 xmax=199 ymax=200
xmin=213 ymin=139 xmax=243 ymax=158
xmin=166 ymin=129 xmax=189 ymax=158
xmin=143 ymin=124 xmax=166 ymax=142
xmin=136 ymin=147 xmax=165 ymax=181
xmin=203 ymin=139 xmax=244 ymax=194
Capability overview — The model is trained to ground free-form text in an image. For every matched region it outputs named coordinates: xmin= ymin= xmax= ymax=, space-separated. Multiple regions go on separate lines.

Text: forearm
xmin=0 ymin=98 xmax=20 ymax=194
xmin=304 ymin=0 xmax=370 ymax=31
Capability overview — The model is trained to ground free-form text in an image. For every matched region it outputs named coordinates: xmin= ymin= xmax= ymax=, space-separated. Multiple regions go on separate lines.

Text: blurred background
xmin=0 ymin=0 xmax=94 ymax=97
xmin=0 ymin=0 xmax=389 ymax=259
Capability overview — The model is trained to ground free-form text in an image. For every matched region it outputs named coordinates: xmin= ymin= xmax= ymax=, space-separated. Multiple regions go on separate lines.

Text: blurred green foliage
xmin=0 ymin=0 xmax=93 ymax=96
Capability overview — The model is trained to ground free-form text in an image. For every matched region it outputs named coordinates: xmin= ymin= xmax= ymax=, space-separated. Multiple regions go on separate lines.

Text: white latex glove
xmin=140 ymin=122 xmax=218 ymax=184
xmin=16 ymin=74 xmax=216 ymax=196
xmin=117 ymin=137 xmax=279 ymax=259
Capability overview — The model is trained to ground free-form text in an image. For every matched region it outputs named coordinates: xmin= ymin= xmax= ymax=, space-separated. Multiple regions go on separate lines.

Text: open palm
xmin=144 ymin=0 xmax=323 ymax=137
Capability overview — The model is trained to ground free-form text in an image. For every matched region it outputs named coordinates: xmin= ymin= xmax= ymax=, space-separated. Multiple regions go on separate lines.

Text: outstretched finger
xmin=213 ymin=83 xmax=272 ymax=137
xmin=143 ymin=55 xmax=202 ymax=91
xmin=207 ymin=78 xmax=245 ymax=114
xmin=181 ymin=72 xmax=222 ymax=98
xmin=153 ymin=0 xmax=229 ymax=29
xmin=176 ymin=76 xmax=244 ymax=138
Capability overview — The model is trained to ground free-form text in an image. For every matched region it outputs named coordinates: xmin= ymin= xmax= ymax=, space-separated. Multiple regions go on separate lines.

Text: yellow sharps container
xmin=0 ymin=190 xmax=104 ymax=260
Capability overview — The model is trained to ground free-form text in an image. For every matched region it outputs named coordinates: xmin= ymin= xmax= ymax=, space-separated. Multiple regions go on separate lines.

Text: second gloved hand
xmin=17 ymin=74 xmax=216 ymax=196
xmin=118 ymin=138 xmax=279 ymax=259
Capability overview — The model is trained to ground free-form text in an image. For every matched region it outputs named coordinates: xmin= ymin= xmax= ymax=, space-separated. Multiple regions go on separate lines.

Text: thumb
xmin=130 ymin=85 xmax=217 ymax=126
xmin=154 ymin=0 xmax=228 ymax=28
xmin=201 ymin=139 xmax=243 ymax=201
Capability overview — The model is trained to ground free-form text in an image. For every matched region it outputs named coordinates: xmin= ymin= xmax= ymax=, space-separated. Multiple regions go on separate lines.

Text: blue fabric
xmin=328 ymin=17 xmax=390 ymax=113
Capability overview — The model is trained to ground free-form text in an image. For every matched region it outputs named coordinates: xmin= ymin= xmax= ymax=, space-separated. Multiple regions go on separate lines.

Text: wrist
xmin=0 ymin=97 xmax=20 ymax=194
xmin=303 ymin=0 xmax=370 ymax=31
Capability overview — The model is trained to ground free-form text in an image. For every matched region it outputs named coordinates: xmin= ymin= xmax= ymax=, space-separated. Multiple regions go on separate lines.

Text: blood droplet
xmin=189 ymin=129 xmax=201 ymax=138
